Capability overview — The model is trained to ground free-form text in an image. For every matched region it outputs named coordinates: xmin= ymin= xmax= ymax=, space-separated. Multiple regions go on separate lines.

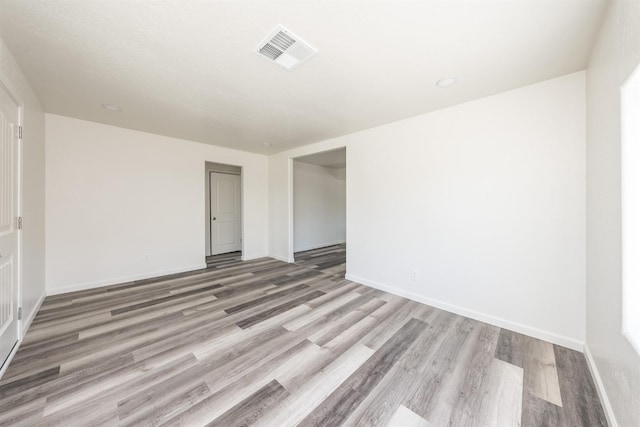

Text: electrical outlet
xmin=411 ymin=270 xmax=418 ymax=282
xmin=143 ymin=254 xmax=151 ymax=262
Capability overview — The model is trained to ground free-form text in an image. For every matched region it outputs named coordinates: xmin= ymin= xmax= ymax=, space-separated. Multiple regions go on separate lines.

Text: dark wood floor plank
xmin=522 ymin=392 xmax=564 ymax=427
xmin=205 ymin=380 xmax=289 ymax=427
xmin=494 ymin=328 xmax=527 ymax=368
xmin=554 ymin=345 xmax=608 ymax=426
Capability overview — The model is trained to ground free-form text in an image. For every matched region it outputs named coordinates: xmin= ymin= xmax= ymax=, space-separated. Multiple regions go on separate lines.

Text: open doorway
xmin=205 ymin=162 xmax=242 ymax=267
xmin=292 ymin=148 xmax=346 ymax=278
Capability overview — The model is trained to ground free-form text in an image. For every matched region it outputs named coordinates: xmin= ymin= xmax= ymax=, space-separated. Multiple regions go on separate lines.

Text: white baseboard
xmin=269 ymin=253 xmax=294 ymax=263
xmin=46 ymin=263 xmax=208 ymax=296
xmin=584 ymin=344 xmax=619 ymax=427
xmin=0 ymin=340 xmax=19 ymax=380
xmin=345 ymin=273 xmax=584 ymax=351
xmin=294 ymin=240 xmax=346 ymax=253
xmin=1 ymin=290 xmax=46 ymax=380
xmin=22 ymin=290 xmax=46 ymax=337
xmin=241 ymin=253 xmax=269 ymax=261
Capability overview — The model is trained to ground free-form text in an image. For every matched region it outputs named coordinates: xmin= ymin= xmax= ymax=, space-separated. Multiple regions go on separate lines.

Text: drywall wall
xmin=585 ymin=0 xmax=640 ymax=425
xmin=270 ymin=72 xmax=586 ymax=349
xmin=204 ymin=162 xmax=241 ymax=257
xmin=0 ymin=38 xmax=46 ymax=334
xmin=268 ymin=154 xmax=293 ymax=262
xmin=293 ymin=161 xmax=346 ymax=252
xmin=45 ymin=114 xmax=268 ymax=293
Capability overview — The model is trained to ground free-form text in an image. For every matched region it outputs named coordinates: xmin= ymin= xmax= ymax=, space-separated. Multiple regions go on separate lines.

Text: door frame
xmin=209 ymin=171 xmax=242 ymax=255
xmin=288 ymin=146 xmax=347 ymax=263
xmin=204 ymin=162 xmax=243 ymax=258
xmin=0 ymin=77 xmax=23 ymax=379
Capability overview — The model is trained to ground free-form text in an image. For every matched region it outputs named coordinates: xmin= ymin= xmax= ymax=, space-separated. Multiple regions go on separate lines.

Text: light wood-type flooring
xmin=206 ymin=251 xmax=242 ymax=269
xmin=294 ymin=244 xmax=346 ymax=279
xmin=0 ymin=245 xmax=606 ymax=426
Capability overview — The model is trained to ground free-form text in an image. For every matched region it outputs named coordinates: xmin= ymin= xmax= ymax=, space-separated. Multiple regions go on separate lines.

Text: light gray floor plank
xmin=524 ymin=338 xmax=563 ymax=407
xmin=386 ymin=405 xmax=431 ymax=427
xmin=474 ymin=358 xmax=524 ymax=427
xmin=253 ymin=344 xmax=374 ymax=427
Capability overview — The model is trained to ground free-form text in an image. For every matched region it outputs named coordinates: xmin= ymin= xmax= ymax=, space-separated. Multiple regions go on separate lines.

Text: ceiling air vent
xmin=256 ymin=25 xmax=317 ymax=70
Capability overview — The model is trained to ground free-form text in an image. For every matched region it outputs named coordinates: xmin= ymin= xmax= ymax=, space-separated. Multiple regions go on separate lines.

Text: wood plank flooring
xmin=295 ymin=244 xmax=346 ymax=279
xmin=0 ymin=245 xmax=606 ymax=426
xmin=206 ymin=251 xmax=242 ymax=269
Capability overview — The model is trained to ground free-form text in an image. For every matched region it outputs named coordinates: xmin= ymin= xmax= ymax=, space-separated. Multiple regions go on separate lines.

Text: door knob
xmin=212 ymin=217 xmax=216 ymax=221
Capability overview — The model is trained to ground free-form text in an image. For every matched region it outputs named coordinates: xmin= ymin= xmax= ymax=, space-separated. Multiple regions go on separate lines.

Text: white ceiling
xmin=295 ymin=148 xmax=346 ymax=169
xmin=0 ymin=0 xmax=607 ymax=154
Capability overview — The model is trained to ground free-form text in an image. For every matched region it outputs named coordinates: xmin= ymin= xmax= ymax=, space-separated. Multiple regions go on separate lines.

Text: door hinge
xmin=15 ymin=125 xmax=22 ymax=140
xmin=17 ymin=307 xmax=22 ymax=320
xmin=16 ymin=217 xmax=23 ymax=230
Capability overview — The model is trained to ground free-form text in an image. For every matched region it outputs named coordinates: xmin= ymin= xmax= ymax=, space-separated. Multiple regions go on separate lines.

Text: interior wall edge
xmin=241 ymin=253 xmax=269 ymax=262
xmin=345 ymin=273 xmax=584 ymax=351
xmin=0 ymin=341 xmax=18 ymax=380
xmin=268 ymin=254 xmax=294 ymax=263
xmin=21 ymin=290 xmax=45 ymax=337
xmin=294 ymin=240 xmax=346 ymax=253
xmin=0 ymin=289 xmax=44 ymax=381
xmin=46 ymin=262 xmax=207 ymax=296
xmin=584 ymin=344 xmax=621 ymax=427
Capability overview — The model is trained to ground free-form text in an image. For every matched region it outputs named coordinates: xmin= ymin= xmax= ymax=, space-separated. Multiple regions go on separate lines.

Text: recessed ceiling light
xmin=101 ymin=103 xmax=122 ymax=112
xmin=436 ymin=77 xmax=458 ymax=88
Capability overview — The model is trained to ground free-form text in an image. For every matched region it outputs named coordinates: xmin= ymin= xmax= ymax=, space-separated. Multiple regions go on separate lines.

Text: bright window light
xmin=621 ymin=62 xmax=640 ymax=356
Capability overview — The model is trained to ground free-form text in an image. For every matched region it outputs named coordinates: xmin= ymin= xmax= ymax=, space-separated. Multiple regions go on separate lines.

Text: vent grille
xmin=256 ymin=25 xmax=317 ymax=70
xmin=270 ymin=31 xmax=295 ymax=51
xmin=259 ymin=44 xmax=283 ymax=60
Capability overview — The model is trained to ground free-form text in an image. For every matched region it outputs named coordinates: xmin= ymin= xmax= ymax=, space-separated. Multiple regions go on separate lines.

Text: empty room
xmin=0 ymin=0 xmax=638 ymax=426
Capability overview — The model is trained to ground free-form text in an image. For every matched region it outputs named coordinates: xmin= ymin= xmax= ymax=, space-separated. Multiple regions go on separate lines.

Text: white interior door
xmin=210 ymin=172 xmax=241 ymax=255
xmin=0 ymin=83 xmax=20 ymax=370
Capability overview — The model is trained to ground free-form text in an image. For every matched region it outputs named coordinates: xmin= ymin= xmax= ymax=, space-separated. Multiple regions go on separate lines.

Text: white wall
xmin=45 ymin=114 xmax=268 ymax=294
xmin=0 ymin=38 xmax=46 ymax=334
xmin=270 ymin=72 xmax=586 ymax=349
xmin=585 ymin=0 xmax=640 ymax=425
xmin=268 ymin=155 xmax=293 ymax=262
xmin=293 ymin=161 xmax=346 ymax=252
